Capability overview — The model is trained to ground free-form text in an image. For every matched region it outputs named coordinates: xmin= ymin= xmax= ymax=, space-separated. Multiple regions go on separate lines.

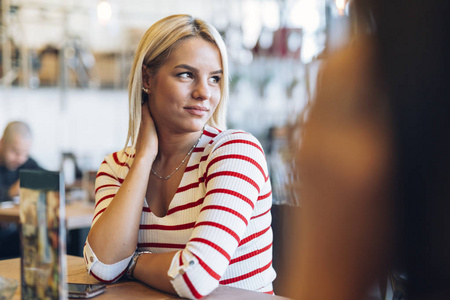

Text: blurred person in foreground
xmin=84 ymin=14 xmax=275 ymax=299
xmin=0 ymin=121 xmax=42 ymax=259
xmin=286 ymin=0 xmax=450 ymax=299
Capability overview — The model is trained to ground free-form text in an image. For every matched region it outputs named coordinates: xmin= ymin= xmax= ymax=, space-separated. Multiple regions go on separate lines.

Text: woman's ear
xmin=142 ymin=65 xmax=151 ymax=93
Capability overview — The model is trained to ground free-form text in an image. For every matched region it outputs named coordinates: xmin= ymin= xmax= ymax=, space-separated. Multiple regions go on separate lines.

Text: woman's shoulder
xmin=203 ymin=125 xmax=264 ymax=154
xmin=102 ymin=147 xmax=135 ymax=171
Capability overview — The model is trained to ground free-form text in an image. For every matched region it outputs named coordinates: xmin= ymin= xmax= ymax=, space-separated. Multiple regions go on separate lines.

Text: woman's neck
xmin=155 ymin=128 xmax=203 ymax=162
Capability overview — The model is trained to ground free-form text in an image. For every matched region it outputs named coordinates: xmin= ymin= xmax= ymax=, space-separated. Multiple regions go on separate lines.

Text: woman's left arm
xmin=132 ymin=132 xmax=270 ymax=299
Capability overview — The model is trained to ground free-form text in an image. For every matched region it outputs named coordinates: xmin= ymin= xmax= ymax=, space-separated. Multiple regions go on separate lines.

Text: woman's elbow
xmin=172 ymin=277 xmax=220 ymax=300
xmin=88 ymin=266 xmax=127 ymax=283
xmin=83 ymin=242 xmax=133 ymax=283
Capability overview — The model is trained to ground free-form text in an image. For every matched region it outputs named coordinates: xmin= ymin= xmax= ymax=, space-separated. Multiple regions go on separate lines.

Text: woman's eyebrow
xmin=174 ymin=64 xmax=223 ymax=75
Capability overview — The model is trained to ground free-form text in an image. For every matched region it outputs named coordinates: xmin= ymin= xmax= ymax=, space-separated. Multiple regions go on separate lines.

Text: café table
xmin=0 ymin=201 xmax=94 ymax=230
xmin=0 ymin=255 xmax=291 ymax=300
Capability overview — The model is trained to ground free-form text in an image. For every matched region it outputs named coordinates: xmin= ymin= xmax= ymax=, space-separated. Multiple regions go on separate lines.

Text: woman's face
xmin=144 ymin=36 xmax=223 ymax=134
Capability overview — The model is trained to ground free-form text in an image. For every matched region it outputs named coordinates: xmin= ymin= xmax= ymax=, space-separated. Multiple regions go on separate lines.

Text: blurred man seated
xmin=0 ymin=121 xmax=42 ymax=258
xmin=0 ymin=121 xmax=42 ymax=202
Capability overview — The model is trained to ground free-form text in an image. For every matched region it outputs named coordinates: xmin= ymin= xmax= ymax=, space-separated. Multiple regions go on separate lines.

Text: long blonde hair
xmin=125 ymin=14 xmax=229 ymax=149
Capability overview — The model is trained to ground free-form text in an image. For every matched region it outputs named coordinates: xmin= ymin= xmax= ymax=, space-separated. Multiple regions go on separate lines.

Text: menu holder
xmin=19 ymin=170 xmax=67 ymax=300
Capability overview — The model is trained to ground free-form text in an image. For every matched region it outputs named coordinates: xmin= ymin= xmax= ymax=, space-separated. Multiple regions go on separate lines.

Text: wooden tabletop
xmin=0 ymin=201 xmax=94 ymax=230
xmin=0 ymin=255 xmax=290 ymax=300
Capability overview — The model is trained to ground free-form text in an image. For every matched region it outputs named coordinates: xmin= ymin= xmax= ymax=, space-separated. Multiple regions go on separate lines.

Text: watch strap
xmin=126 ymin=250 xmax=151 ymax=279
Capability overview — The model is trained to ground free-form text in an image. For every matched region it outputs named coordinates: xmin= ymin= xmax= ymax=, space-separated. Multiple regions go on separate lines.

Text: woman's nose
xmin=192 ymin=79 xmax=211 ymax=100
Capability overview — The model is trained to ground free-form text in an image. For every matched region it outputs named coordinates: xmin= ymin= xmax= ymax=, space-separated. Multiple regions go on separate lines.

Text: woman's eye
xmin=209 ymin=76 xmax=221 ymax=84
xmin=177 ymin=72 xmax=193 ymax=79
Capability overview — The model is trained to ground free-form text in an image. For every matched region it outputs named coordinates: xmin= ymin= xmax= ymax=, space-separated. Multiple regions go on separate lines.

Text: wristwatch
xmin=126 ymin=251 xmax=151 ymax=279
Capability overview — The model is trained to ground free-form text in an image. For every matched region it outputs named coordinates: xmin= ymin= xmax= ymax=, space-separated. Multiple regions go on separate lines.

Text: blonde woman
xmin=84 ymin=15 xmax=276 ymax=299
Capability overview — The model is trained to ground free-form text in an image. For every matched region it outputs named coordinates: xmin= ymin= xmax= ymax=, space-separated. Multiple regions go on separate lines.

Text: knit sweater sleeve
xmin=168 ymin=131 xmax=270 ymax=299
xmin=83 ymin=151 xmax=133 ymax=282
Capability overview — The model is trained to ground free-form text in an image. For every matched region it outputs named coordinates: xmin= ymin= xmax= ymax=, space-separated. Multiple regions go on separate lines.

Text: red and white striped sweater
xmin=83 ymin=125 xmax=276 ymax=299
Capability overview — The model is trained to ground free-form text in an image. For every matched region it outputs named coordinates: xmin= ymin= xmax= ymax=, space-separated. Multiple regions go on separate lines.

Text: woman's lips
xmin=184 ymin=106 xmax=209 ymax=116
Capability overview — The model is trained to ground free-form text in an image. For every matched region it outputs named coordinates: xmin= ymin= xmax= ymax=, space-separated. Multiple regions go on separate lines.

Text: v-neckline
xmin=144 ymin=130 xmax=206 ymax=218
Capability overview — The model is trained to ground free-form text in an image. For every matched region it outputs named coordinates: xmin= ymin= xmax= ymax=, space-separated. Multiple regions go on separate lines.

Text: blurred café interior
xmin=1 ymin=0 xmax=449 ymax=299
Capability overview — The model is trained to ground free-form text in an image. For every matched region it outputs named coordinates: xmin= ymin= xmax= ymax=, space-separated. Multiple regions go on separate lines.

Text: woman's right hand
xmin=135 ymin=103 xmax=158 ymax=161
